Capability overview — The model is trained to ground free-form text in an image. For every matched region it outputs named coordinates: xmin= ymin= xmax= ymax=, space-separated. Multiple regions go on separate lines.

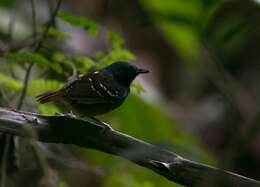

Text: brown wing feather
xmin=37 ymin=70 xmax=128 ymax=105
xmin=61 ymin=73 xmax=109 ymax=104
xmin=36 ymin=91 xmax=62 ymax=104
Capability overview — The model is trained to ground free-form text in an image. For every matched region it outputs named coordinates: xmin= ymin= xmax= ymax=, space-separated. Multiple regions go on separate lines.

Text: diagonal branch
xmin=0 ymin=107 xmax=259 ymax=187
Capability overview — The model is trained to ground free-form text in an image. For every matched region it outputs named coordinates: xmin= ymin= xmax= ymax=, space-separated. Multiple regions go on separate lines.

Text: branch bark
xmin=0 ymin=107 xmax=259 ymax=187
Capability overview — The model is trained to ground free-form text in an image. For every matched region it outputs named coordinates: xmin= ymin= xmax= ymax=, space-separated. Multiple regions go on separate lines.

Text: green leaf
xmin=96 ymin=49 xmax=136 ymax=67
xmin=131 ymin=83 xmax=145 ymax=94
xmin=52 ymin=51 xmax=67 ymax=62
xmin=43 ymin=27 xmax=67 ymax=40
xmin=141 ymin=0 xmax=202 ymax=63
xmin=133 ymin=181 xmax=156 ymax=187
xmin=73 ymin=55 xmax=95 ymax=72
xmin=200 ymin=1 xmax=225 ymax=32
xmin=28 ymin=79 xmax=63 ymax=96
xmin=27 ymin=79 xmax=63 ymax=114
xmin=4 ymin=52 xmax=50 ymax=67
xmin=51 ymin=63 xmax=64 ymax=74
xmin=104 ymin=172 xmax=163 ymax=187
xmin=0 ymin=0 xmax=16 ymax=7
xmin=59 ymin=13 xmax=99 ymax=36
xmin=58 ymin=181 xmax=70 ymax=187
xmin=142 ymin=0 xmax=201 ymax=23
xmin=158 ymin=20 xmax=200 ymax=62
xmin=107 ymin=30 xmax=124 ymax=49
xmin=94 ymin=51 xmax=106 ymax=60
xmin=0 ymin=73 xmax=22 ymax=90
xmin=38 ymin=104 xmax=60 ymax=115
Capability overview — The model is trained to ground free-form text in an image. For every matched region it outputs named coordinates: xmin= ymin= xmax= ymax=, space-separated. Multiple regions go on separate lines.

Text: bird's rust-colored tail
xmin=36 ymin=91 xmax=62 ymax=104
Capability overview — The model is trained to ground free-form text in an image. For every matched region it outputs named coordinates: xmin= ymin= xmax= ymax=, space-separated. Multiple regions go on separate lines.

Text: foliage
xmin=28 ymin=79 xmax=63 ymax=96
xmin=141 ymin=0 xmax=260 ymax=71
xmin=141 ymin=0 xmax=202 ymax=63
xmin=0 ymin=72 xmax=22 ymax=91
xmin=45 ymin=27 xmax=67 ymax=40
xmin=58 ymin=181 xmax=70 ymax=187
xmin=59 ymin=13 xmax=100 ymax=36
xmin=4 ymin=52 xmax=50 ymax=67
xmin=95 ymin=49 xmax=136 ymax=67
xmin=107 ymin=30 xmax=124 ymax=49
xmin=0 ymin=2 xmax=219 ymax=187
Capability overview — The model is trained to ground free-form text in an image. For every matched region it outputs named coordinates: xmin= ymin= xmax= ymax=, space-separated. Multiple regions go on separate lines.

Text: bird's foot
xmin=22 ymin=114 xmax=39 ymax=125
xmin=55 ymin=112 xmax=64 ymax=116
xmin=55 ymin=111 xmax=77 ymax=119
xmin=90 ymin=117 xmax=113 ymax=133
xmin=67 ymin=111 xmax=77 ymax=118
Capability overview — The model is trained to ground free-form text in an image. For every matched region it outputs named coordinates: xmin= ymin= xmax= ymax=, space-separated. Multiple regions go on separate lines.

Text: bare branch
xmin=30 ymin=0 xmax=37 ymax=37
xmin=34 ymin=0 xmax=62 ymax=52
xmin=16 ymin=63 xmax=34 ymax=110
xmin=16 ymin=0 xmax=63 ymax=110
xmin=0 ymin=107 xmax=259 ymax=187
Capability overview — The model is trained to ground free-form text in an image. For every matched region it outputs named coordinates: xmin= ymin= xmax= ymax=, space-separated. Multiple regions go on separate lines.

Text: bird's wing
xmin=91 ymin=70 xmax=129 ymax=101
xmin=61 ymin=73 xmax=110 ymax=104
xmin=62 ymin=70 xmax=128 ymax=105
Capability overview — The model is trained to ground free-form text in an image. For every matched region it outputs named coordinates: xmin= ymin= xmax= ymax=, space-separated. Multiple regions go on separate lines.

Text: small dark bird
xmin=36 ymin=62 xmax=149 ymax=117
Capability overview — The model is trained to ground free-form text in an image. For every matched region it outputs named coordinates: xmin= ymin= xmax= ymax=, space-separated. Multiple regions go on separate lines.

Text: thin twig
xmin=7 ymin=12 xmax=16 ymax=40
xmin=201 ymin=43 xmax=257 ymax=124
xmin=30 ymin=0 xmax=37 ymax=38
xmin=12 ymin=2 xmax=63 ymax=184
xmin=35 ymin=0 xmax=62 ymax=51
xmin=16 ymin=0 xmax=63 ymax=110
xmin=0 ymin=0 xmax=62 ymax=55
xmin=16 ymin=0 xmax=37 ymax=111
xmin=200 ymin=44 xmax=259 ymax=175
xmin=1 ymin=2 xmax=63 ymax=183
xmin=16 ymin=63 xmax=34 ymax=110
xmin=14 ymin=2 xmax=63 ymax=185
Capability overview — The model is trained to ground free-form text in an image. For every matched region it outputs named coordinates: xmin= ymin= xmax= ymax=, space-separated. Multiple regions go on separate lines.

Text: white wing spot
xmin=79 ymin=74 xmax=84 ymax=79
xmin=90 ymin=85 xmax=95 ymax=91
xmin=99 ymin=83 xmax=106 ymax=90
xmin=99 ymin=83 xmax=117 ymax=97
xmin=91 ymin=84 xmax=102 ymax=97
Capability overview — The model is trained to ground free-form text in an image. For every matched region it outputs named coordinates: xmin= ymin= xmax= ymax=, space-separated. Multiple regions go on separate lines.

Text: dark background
xmin=1 ymin=0 xmax=260 ymax=186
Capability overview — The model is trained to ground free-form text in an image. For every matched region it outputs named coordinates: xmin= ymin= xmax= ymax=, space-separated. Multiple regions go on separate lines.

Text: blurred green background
xmin=1 ymin=0 xmax=260 ymax=186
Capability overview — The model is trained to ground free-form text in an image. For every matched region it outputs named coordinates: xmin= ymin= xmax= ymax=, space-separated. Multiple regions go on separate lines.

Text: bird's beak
xmin=137 ymin=68 xmax=150 ymax=74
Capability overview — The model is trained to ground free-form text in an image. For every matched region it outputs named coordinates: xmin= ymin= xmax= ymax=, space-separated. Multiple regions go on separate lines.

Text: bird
xmin=36 ymin=62 xmax=149 ymax=118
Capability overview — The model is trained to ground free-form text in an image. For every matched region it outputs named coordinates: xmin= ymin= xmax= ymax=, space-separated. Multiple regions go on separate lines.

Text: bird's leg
xmin=89 ymin=117 xmax=113 ymax=132
xmin=67 ymin=111 xmax=77 ymax=118
xmin=55 ymin=112 xmax=65 ymax=116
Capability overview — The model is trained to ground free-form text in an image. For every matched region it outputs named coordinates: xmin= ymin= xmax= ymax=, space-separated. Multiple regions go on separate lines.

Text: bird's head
xmin=105 ymin=62 xmax=149 ymax=87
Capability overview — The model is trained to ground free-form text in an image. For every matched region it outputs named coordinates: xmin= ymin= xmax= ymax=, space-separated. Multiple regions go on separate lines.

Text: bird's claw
xmin=89 ymin=117 xmax=113 ymax=133
xmin=67 ymin=111 xmax=77 ymax=118
xmin=22 ymin=114 xmax=39 ymax=125
xmin=55 ymin=111 xmax=77 ymax=119
xmin=99 ymin=121 xmax=113 ymax=132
